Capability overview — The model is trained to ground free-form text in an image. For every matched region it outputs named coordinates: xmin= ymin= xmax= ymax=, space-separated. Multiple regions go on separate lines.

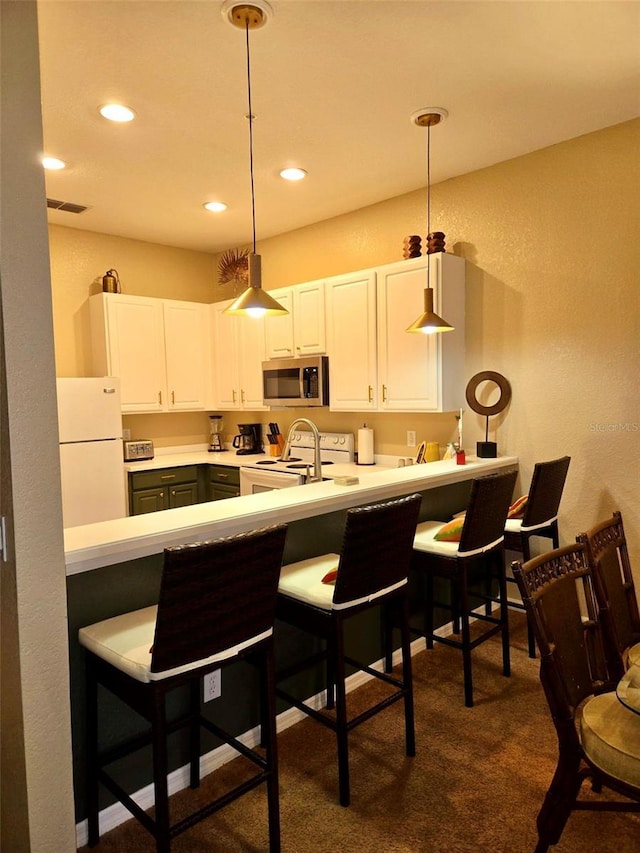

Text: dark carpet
xmin=78 ymin=614 xmax=640 ymax=852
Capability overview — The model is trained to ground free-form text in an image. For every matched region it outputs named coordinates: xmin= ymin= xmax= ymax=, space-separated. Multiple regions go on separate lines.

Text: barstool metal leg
xmin=333 ymin=618 xmax=350 ymax=807
xmin=189 ymin=678 xmax=200 ymax=789
xmin=151 ymin=693 xmax=171 ymax=853
xmin=86 ymin=661 xmax=100 ymax=847
xmin=262 ymin=644 xmax=281 ymax=853
xmin=399 ymin=597 xmax=416 ymax=757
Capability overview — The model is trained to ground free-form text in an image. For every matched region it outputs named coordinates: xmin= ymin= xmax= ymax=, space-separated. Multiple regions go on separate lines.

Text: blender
xmin=208 ymin=415 xmax=225 ymax=452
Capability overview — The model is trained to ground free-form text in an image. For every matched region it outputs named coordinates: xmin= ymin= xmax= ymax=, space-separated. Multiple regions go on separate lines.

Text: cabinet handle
xmin=274 ymin=347 xmax=292 ymax=353
xmin=368 ymin=385 xmax=373 ymax=403
xmin=171 ymin=390 xmax=175 ymax=404
xmin=160 ymin=474 xmax=176 ymax=480
xmin=382 ymin=384 xmax=388 ymax=402
xmin=159 ymin=491 xmax=164 ymax=498
xmin=218 ymin=472 xmax=229 ymax=479
xmin=158 ymin=391 xmax=162 ymax=405
xmin=232 ymin=389 xmax=237 ymax=403
xmin=171 ymin=489 xmax=176 ymax=496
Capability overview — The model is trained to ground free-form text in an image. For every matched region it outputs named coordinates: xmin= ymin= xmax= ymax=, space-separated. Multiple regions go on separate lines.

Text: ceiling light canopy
xmin=406 ymin=107 xmax=454 ymax=335
xmin=222 ymin=1 xmax=288 ymax=319
xmin=42 ymin=156 xmax=66 ymax=170
xmin=99 ymin=104 xmax=136 ymax=123
xmin=280 ymin=167 xmax=307 ymax=181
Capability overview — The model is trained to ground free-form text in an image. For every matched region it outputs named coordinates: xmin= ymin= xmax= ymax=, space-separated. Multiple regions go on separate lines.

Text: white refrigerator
xmin=56 ymin=377 xmax=128 ymax=526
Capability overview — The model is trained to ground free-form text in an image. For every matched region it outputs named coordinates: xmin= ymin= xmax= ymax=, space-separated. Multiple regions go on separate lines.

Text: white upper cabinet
xmin=324 ymin=254 xmax=465 ymax=413
xmin=90 ymin=293 xmax=210 ymax=413
xmin=265 ymin=280 xmax=326 ymax=359
xmin=325 ymin=269 xmax=378 ymax=411
xmin=210 ymin=300 xmax=267 ymax=411
xmin=376 ymin=254 xmax=465 ymax=412
xmin=163 ymin=300 xmax=210 ymax=410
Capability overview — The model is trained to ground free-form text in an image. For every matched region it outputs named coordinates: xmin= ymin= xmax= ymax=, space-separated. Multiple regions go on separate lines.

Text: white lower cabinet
xmin=90 ymin=293 xmax=210 ymax=413
xmin=210 ymin=300 xmax=267 ymax=411
xmin=325 ymin=254 xmax=465 ymax=413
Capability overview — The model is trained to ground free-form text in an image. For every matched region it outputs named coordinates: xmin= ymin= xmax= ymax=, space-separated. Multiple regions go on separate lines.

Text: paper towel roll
xmin=357 ymin=427 xmax=375 ymax=465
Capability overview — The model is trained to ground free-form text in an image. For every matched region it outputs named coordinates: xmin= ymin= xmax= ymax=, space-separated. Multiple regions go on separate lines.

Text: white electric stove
xmin=239 ymin=431 xmax=355 ymax=495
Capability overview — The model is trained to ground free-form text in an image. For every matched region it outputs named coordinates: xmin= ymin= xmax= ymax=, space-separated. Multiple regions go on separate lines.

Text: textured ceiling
xmin=37 ymin=0 xmax=640 ymax=254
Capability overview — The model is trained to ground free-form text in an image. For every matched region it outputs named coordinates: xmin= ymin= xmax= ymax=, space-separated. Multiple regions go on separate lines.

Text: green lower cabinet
xmin=129 ymin=466 xmax=201 ymax=516
xmin=209 ymin=465 xmax=240 ymax=501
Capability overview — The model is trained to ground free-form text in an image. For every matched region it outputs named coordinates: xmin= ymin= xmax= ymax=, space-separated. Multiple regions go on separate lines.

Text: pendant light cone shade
xmin=222 ymin=1 xmax=287 ymax=319
xmin=406 ymin=107 xmax=454 ymax=335
xmin=406 ymin=287 xmax=454 ymax=334
xmin=226 ymin=253 xmax=288 ymax=317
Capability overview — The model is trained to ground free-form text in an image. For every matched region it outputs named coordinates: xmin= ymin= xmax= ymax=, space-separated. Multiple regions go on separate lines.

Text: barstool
xmin=504 ymin=455 xmax=571 ymax=657
xmin=411 ymin=470 xmax=517 ymax=707
xmin=79 ymin=524 xmax=287 ymax=853
xmin=275 ymin=493 xmax=422 ymax=807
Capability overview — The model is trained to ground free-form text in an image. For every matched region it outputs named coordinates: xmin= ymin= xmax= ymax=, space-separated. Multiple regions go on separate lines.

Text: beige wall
xmin=1 ymin=2 xmax=76 ymax=849
xmin=49 ymin=119 xmax=640 ymax=568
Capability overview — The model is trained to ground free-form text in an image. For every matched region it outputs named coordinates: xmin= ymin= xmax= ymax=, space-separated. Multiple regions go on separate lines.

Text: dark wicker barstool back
xmin=578 ymin=510 xmax=640 ymax=680
xmin=332 ymin=494 xmax=423 ymax=607
xmin=153 ymin=529 xmax=286 ymax=674
xmin=512 ymin=544 xmax=640 ymax=853
xmin=504 ymin=455 xmax=571 ymax=657
xmin=457 ymin=471 xmax=518 ymax=555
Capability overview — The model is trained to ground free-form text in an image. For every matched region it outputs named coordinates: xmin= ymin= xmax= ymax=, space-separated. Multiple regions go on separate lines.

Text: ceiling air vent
xmin=47 ymin=198 xmax=88 ymax=214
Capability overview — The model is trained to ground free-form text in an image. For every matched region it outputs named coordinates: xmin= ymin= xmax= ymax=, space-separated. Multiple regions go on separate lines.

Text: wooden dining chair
xmin=578 ymin=510 xmax=640 ymax=680
xmin=275 ymin=493 xmax=422 ymax=807
xmin=512 ymin=543 xmax=640 ymax=853
xmin=504 ymin=455 xmax=571 ymax=657
xmin=79 ymin=524 xmax=288 ymax=853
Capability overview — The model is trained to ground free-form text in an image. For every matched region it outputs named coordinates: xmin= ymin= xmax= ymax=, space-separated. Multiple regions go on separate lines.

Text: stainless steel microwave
xmin=262 ymin=355 xmax=329 ymax=407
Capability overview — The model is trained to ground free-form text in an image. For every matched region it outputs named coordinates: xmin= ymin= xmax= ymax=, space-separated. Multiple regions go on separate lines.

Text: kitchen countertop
xmin=66 ymin=454 xmax=518 ymax=576
xmin=123 ymin=447 xmax=380 ymax=479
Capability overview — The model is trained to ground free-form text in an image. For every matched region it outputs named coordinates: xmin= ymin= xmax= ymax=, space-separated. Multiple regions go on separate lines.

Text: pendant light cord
xmin=245 ymin=20 xmax=257 ymax=254
xmin=426 ymin=124 xmax=431 ymax=281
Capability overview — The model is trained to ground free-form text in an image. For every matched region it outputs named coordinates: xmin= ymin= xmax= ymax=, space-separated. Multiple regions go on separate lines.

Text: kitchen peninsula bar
xmin=65 ymin=456 xmax=517 ymax=833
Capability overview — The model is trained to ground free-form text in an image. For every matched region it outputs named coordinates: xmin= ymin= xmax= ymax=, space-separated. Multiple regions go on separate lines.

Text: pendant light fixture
xmin=406 ymin=107 xmax=454 ymax=335
xmin=223 ymin=1 xmax=288 ymax=318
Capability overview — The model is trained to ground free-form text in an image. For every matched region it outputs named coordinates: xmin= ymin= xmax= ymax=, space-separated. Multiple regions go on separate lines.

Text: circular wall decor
xmin=465 ymin=371 xmax=511 ymax=417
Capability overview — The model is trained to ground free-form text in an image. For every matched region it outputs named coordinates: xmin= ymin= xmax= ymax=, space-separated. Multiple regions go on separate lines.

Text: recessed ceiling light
xmin=42 ymin=156 xmax=66 ymax=170
xmin=280 ymin=167 xmax=307 ymax=182
xmin=203 ymin=201 xmax=228 ymax=213
xmin=99 ymin=104 xmax=136 ymax=123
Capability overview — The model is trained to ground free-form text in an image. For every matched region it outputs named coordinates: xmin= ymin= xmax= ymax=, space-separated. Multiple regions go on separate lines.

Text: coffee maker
xmin=232 ymin=423 xmax=263 ymax=455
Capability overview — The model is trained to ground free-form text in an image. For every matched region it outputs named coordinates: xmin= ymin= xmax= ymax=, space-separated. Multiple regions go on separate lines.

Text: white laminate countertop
xmin=65 ymin=455 xmax=518 ymax=576
xmin=123 ymin=447 xmax=377 ymax=479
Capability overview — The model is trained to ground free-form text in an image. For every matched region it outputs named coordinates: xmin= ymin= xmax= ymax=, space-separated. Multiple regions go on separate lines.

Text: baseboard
xmin=74 ymin=629 xmax=448 ymax=848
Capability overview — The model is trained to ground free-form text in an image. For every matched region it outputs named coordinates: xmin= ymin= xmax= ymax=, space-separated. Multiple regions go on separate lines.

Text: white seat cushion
xmin=413 ymin=520 xmax=503 ymax=559
xmin=579 ymin=691 xmax=640 ymax=788
xmin=278 ymin=553 xmax=407 ymax=612
xmin=79 ymin=605 xmax=271 ymax=683
xmin=505 ymin=518 xmax=523 ymax=534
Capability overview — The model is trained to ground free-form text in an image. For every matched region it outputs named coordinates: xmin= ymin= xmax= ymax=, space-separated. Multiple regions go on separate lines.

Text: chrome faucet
xmin=281 ymin=418 xmax=322 ymax=484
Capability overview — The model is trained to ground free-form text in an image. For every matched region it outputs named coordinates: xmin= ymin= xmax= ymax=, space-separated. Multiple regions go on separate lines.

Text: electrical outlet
xmin=407 ymin=430 xmax=417 ymax=447
xmin=203 ymin=669 xmax=221 ymax=702
xmin=122 ymin=428 xmax=131 ymax=440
